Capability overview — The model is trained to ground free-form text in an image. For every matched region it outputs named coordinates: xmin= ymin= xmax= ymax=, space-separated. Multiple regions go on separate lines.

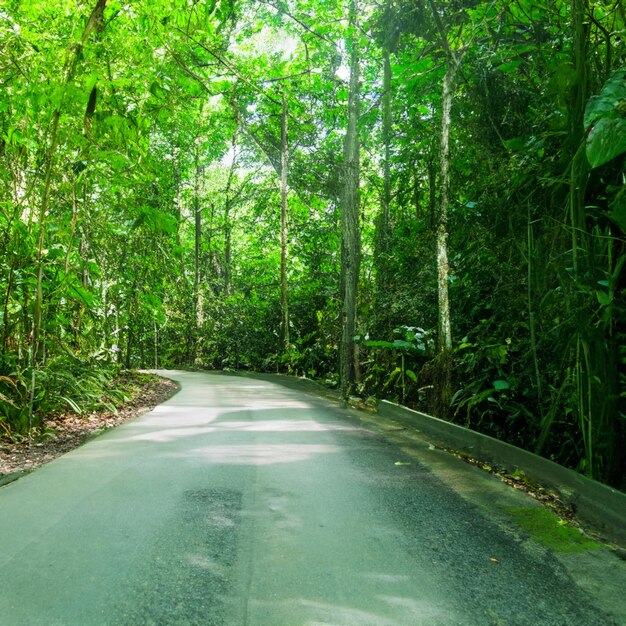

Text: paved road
xmin=0 ymin=371 xmax=624 ymax=625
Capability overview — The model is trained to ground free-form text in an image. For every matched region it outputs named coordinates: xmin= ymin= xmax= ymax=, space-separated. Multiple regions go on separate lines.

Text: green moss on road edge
xmin=508 ymin=508 xmax=604 ymax=553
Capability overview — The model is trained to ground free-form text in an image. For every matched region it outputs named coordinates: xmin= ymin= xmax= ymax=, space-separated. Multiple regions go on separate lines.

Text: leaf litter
xmin=0 ymin=373 xmax=178 ymax=483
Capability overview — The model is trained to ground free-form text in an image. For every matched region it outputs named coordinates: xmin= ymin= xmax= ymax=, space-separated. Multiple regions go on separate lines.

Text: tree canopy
xmin=1 ymin=0 xmax=625 ymax=487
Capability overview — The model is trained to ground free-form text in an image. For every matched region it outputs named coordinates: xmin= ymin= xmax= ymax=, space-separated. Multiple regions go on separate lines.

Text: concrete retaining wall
xmin=378 ymin=400 xmax=626 ymax=546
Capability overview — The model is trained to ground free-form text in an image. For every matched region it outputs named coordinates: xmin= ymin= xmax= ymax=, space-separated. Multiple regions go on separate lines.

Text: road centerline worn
xmin=0 ymin=371 xmax=623 ymax=625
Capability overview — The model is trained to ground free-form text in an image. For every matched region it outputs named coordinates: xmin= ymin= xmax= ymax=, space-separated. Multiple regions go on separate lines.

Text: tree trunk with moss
xmin=339 ymin=0 xmax=361 ymax=400
xmin=280 ymin=94 xmax=290 ymax=354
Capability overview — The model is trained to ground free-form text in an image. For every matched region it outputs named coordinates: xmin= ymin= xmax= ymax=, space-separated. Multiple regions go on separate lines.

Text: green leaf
xmin=497 ymin=59 xmax=522 ymax=74
xmin=61 ymin=396 xmax=84 ymax=414
xmin=210 ymin=79 xmax=234 ymax=93
xmin=385 ymin=367 xmax=402 ymax=387
xmin=364 ymin=339 xmax=395 ymax=350
xmin=392 ymin=339 xmax=416 ymax=351
xmin=502 ymin=137 xmax=527 ymax=151
xmin=493 ymin=380 xmax=510 ymax=391
xmin=69 ymin=284 xmax=95 ymax=308
xmin=584 ymin=70 xmax=626 ymax=128
xmin=584 ymin=96 xmax=619 ymax=129
xmin=586 ymin=118 xmax=626 ymax=168
xmin=149 ymin=81 xmax=162 ymax=97
xmin=583 ymin=70 xmax=626 ymax=168
xmin=406 ymin=369 xmax=417 ymax=383
xmin=0 ymin=391 xmax=17 ymax=408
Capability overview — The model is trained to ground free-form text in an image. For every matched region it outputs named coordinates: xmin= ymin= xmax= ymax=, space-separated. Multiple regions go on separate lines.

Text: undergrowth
xmin=0 ymin=358 xmax=150 ymax=441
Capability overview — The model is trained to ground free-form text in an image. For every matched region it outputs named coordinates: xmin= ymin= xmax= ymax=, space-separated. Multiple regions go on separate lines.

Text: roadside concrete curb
xmin=238 ymin=372 xmax=340 ymax=403
xmin=378 ymin=400 xmax=626 ymax=546
xmin=0 ymin=469 xmax=30 ymax=488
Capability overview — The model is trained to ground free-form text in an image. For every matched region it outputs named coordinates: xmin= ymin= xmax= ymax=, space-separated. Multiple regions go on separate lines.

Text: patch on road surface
xmin=117 ymin=488 xmax=242 ymax=625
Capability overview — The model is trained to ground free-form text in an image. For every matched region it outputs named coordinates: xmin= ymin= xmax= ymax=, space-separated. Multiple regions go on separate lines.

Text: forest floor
xmin=0 ymin=372 xmax=179 ymax=483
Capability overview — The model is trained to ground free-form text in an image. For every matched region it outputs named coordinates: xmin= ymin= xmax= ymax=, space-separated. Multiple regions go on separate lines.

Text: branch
xmin=426 ymin=0 xmax=453 ymax=60
xmin=167 ymin=46 xmax=213 ymax=93
xmin=259 ymin=69 xmax=312 ymax=83
xmin=173 ymin=26 xmax=283 ymax=107
xmin=238 ymin=118 xmax=281 ymax=176
xmin=256 ymin=0 xmax=337 ymax=47
xmin=64 ymin=0 xmax=108 ymax=82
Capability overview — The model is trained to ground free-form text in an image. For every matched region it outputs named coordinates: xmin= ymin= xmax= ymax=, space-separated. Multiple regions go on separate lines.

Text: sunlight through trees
xmin=0 ymin=0 xmax=624 ymax=486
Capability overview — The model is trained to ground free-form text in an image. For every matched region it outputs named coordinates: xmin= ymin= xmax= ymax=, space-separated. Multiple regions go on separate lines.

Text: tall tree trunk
xmin=280 ymin=94 xmax=290 ymax=353
xmin=428 ymin=159 xmax=436 ymax=231
xmin=224 ymin=212 xmax=232 ymax=296
xmin=427 ymin=0 xmax=461 ymax=418
xmin=569 ymin=0 xmax=590 ymax=279
xmin=153 ymin=320 xmax=158 ymax=369
xmin=437 ymin=62 xmax=455 ymax=355
xmin=194 ymin=150 xmax=201 ymax=307
xmin=194 ymin=150 xmax=204 ymax=363
xmin=222 ymin=136 xmax=237 ymax=297
xmin=32 ymin=115 xmax=60 ymax=368
xmin=125 ymin=314 xmax=133 ymax=369
xmin=430 ymin=61 xmax=457 ymax=419
xmin=32 ymin=0 xmax=107 ymax=366
xmin=375 ymin=37 xmax=392 ymax=290
xmin=569 ymin=0 xmax=595 ymax=477
xmin=526 ymin=214 xmax=544 ymax=418
xmin=339 ymin=0 xmax=361 ymax=399
xmin=381 ymin=49 xmax=392 ymax=231
xmin=29 ymin=0 xmax=108 ymax=433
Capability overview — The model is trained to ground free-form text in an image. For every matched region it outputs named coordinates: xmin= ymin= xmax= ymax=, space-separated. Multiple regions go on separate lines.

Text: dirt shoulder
xmin=0 ymin=373 xmax=179 ymax=484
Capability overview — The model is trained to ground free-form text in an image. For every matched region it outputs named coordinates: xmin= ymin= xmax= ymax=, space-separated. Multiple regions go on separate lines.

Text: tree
xmin=426 ymin=0 xmax=466 ymax=418
xmin=279 ymin=94 xmax=291 ymax=352
xmin=339 ymin=0 xmax=362 ymax=399
xmin=0 ymin=0 xmax=623 ymax=488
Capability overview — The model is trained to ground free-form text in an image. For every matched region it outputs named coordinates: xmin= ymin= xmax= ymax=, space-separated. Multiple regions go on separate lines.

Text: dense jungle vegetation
xmin=0 ymin=0 xmax=624 ymax=487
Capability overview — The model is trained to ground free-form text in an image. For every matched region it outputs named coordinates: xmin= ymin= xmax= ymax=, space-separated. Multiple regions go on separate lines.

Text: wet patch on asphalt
xmin=115 ymin=488 xmax=242 ymax=626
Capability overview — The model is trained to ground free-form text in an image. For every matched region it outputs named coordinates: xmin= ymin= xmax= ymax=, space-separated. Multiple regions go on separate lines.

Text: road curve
xmin=0 ymin=370 xmax=623 ymax=625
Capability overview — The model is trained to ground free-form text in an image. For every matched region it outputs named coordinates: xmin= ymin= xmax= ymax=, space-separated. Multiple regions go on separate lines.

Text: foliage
xmin=0 ymin=358 xmax=124 ymax=439
xmin=358 ymin=326 xmax=435 ymax=403
xmin=0 ymin=0 xmax=623 ymax=487
xmin=585 ymin=70 xmax=626 ymax=169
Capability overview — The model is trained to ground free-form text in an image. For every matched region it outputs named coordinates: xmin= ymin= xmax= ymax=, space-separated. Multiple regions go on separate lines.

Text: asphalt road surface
xmin=0 ymin=371 xmax=624 ymax=625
